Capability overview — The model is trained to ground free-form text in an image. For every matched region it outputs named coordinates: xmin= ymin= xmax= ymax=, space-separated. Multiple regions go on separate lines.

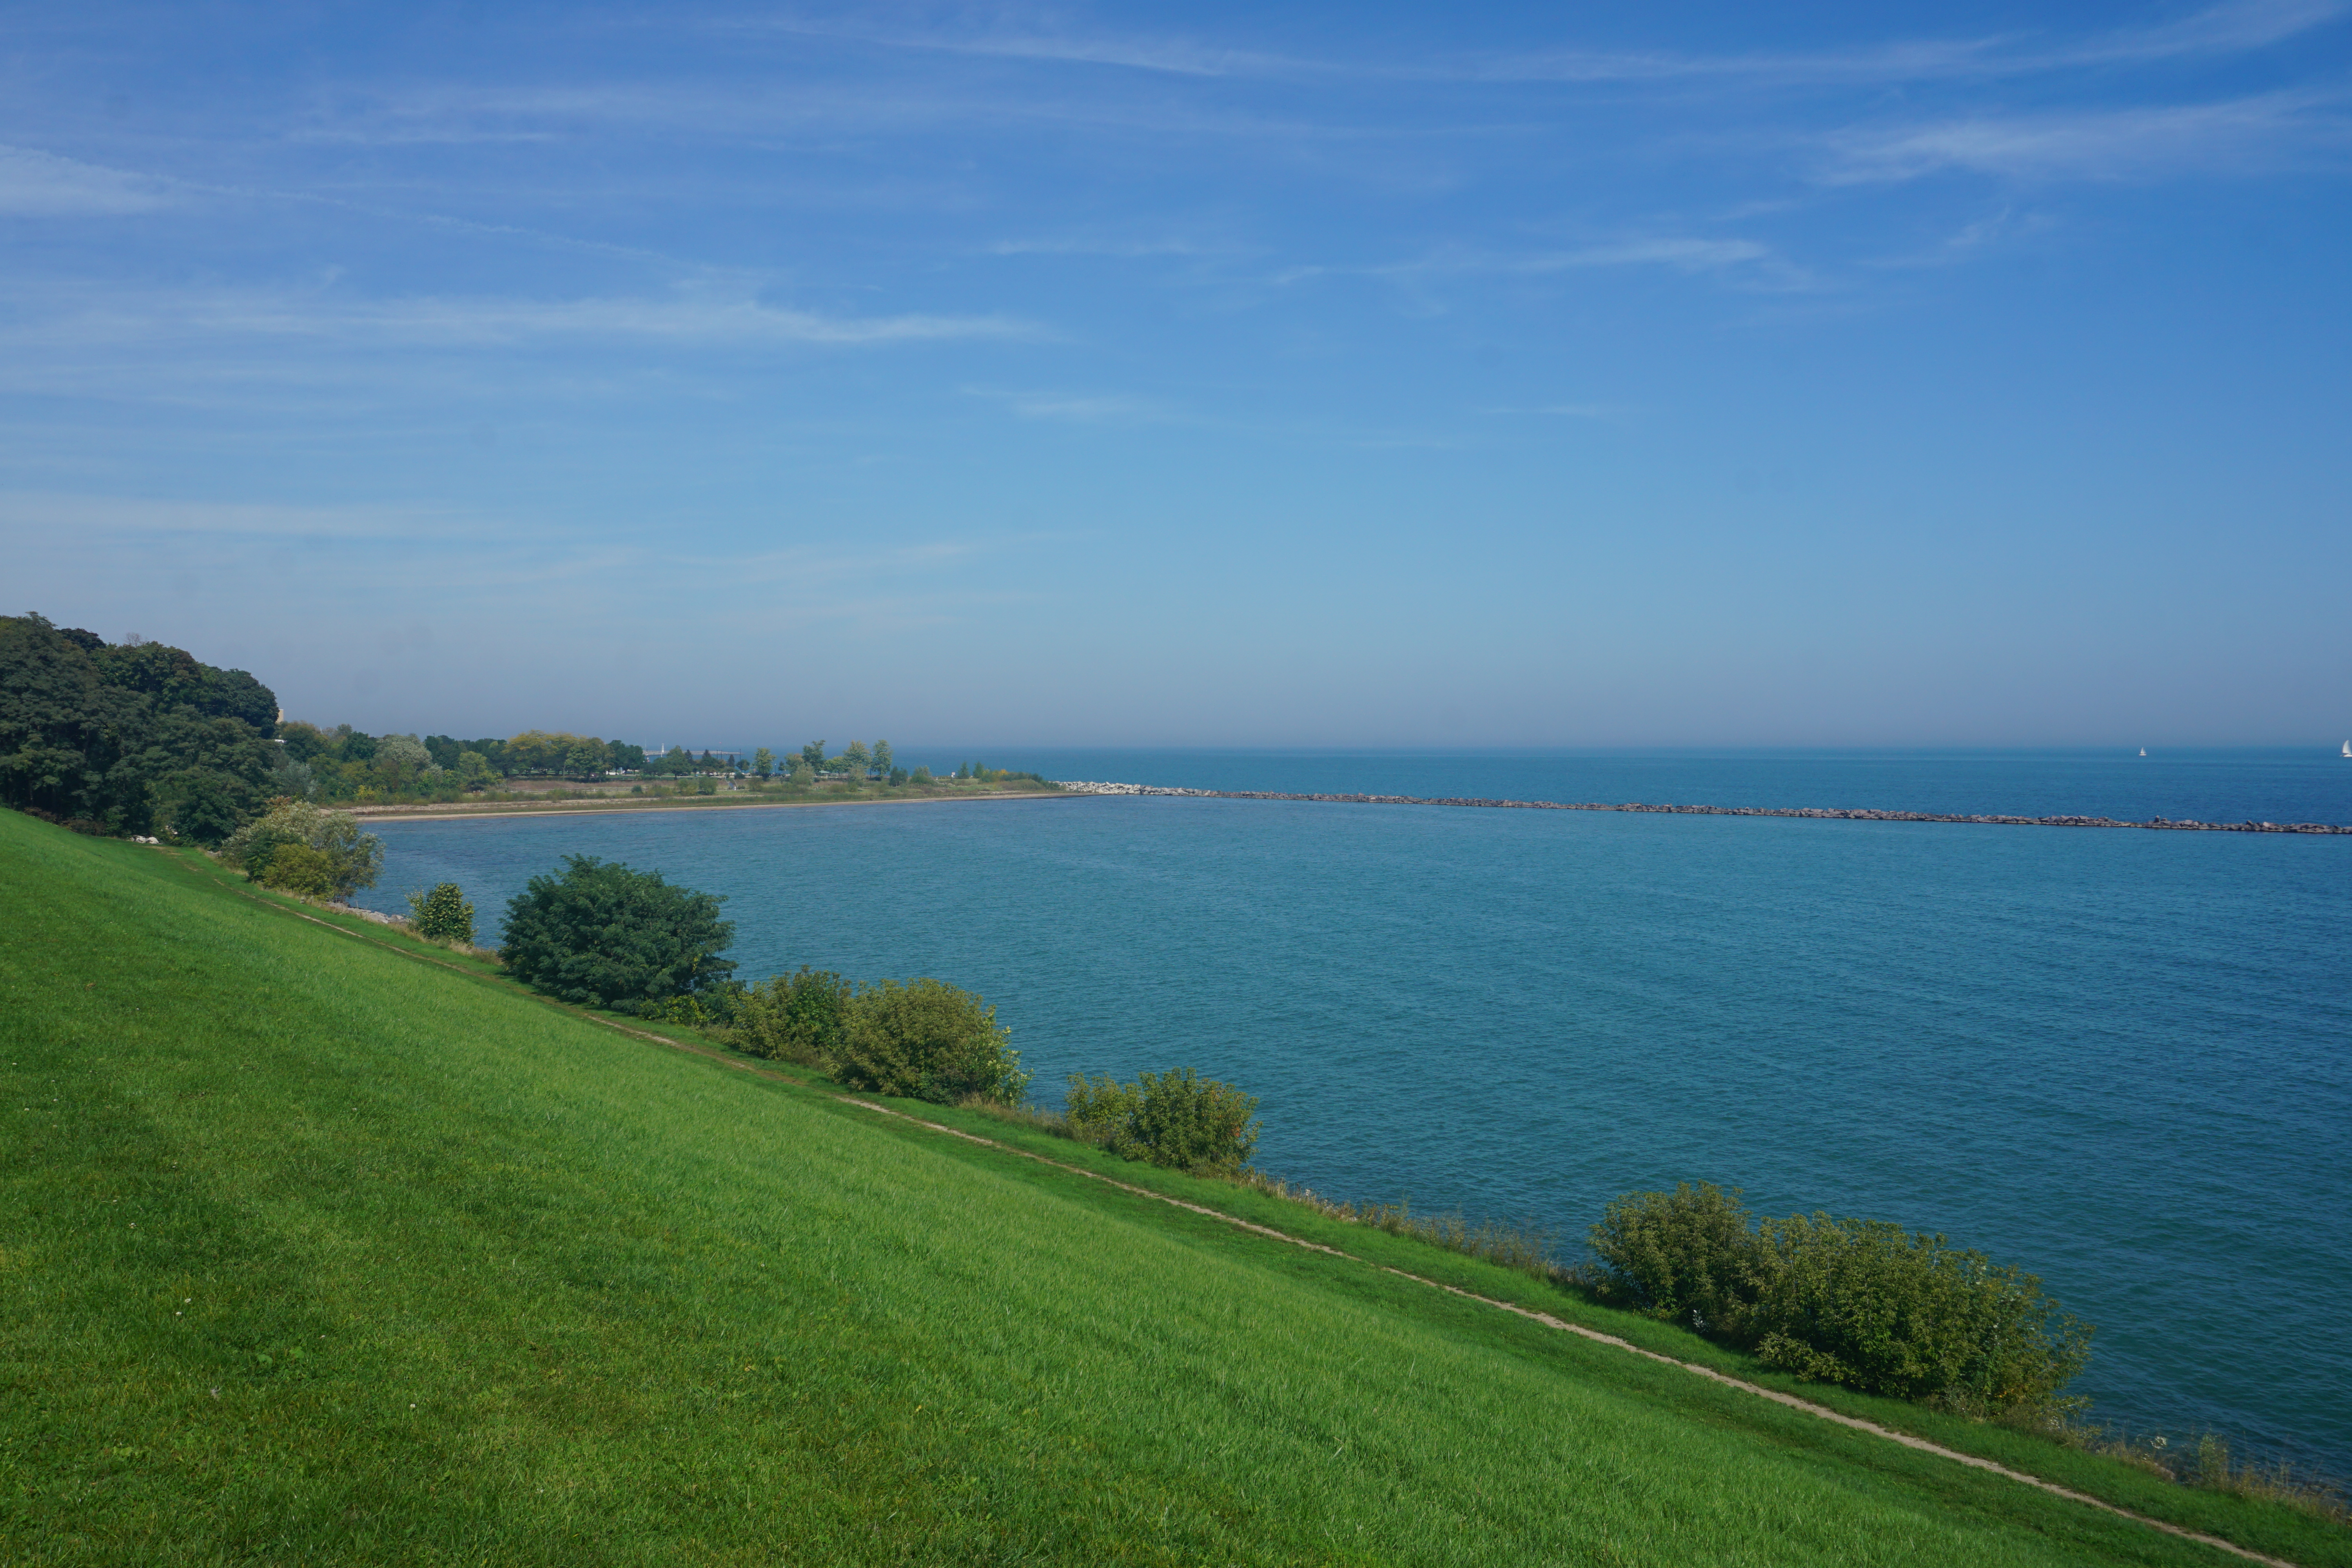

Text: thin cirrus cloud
xmin=750 ymin=0 xmax=2341 ymax=88
xmin=7 ymin=285 xmax=1036 ymax=350
xmin=1465 ymin=0 xmax=2341 ymax=84
xmin=0 ymin=144 xmax=173 ymax=215
xmin=960 ymin=385 xmax=1168 ymax=423
xmin=1822 ymin=90 xmax=2350 ymax=184
xmin=1279 ymin=236 xmax=1776 ymax=287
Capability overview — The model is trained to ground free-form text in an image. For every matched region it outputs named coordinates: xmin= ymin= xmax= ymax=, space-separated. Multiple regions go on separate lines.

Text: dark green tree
xmin=407 ymin=882 xmax=476 ymax=946
xmin=0 ymin=613 xmax=278 ymax=837
xmin=499 ymin=855 xmax=736 ymax=1010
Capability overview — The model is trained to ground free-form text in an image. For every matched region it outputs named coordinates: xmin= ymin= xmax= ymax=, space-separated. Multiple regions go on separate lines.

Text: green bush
xmin=1586 ymin=1184 xmax=2090 ymax=1414
xmin=499 ymin=855 xmax=736 ymax=1009
xmin=221 ymin=799 xmax=383 ymax=900
xmin=405 ymin=882 xmax=475 ymax=946
xmin=1588 ymin=1181 xmax=1760 ymax=1336
xmin=1066 ymin=1067 xmax=1259 ymax=1174
xmin=833 ymin=978 xmax=1025 ymax=1105
xmin=1746 ymin=1213 xmax=2091 ymax=1410
xmin=258 ymin=842 xmax=338 ymax=897
xmin=732 ymin=967 xmax=853 ymax=1066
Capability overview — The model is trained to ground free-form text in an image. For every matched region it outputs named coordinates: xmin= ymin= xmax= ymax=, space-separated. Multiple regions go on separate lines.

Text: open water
xmin=352 ymin=749 xmax=2352 ymax=1475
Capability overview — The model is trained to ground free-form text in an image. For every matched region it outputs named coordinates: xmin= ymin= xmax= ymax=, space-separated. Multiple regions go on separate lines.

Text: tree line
xmin=3 ymin=611 xmax=1058 ymax=841
xmin=1 ymin=614 xmax=281 ymax=842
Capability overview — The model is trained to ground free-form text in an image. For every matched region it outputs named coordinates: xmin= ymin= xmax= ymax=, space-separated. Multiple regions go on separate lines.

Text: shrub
xmin=1586 ymin=1183 xmax=2090 ymax=1413
xmin=834 ymin=978 xmax=1025 ymax=1104
xmin=1066 ymin=1067 xmax=1259 ymax=1174
xmin=733 ymin=967 xmax=854 ymax=1066
xmin=1588 ymin=1181 xmax=1760 ymax=1336
xmin=499 ymin=855 xmax=736 ymax=1009
xmin=221 ymin=798 xmax=383 ymax=899
xmin=405 ymin=882 xmax=476 ymax=946
xmin=259 ymin=842 xmax=338 ymax=897
xmin=1746 ymin=1213 xmax=2091 ymax=1409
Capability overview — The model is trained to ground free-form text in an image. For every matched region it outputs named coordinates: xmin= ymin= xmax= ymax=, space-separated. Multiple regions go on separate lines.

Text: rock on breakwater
xmin=1050 ymin=782 xmax=2352 ymax=834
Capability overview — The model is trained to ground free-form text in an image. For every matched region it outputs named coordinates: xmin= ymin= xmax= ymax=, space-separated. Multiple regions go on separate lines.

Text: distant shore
xmin=1054 ymin=781 xmax=2352 ymax=835
xmin=354 ymin=781 xmax=1073 ymax=824
xmin=352 ymin=777 xmax=2352 ymax=835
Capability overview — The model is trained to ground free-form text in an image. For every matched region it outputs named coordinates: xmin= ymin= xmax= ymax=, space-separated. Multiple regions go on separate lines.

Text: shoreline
xmin=1054 ymin=782 xmax=2352 ymax=835
xmin=354 ymin=785 xmax=1076 ymax=825
xmin=348 ymin=779 xmax=2352 ymax=835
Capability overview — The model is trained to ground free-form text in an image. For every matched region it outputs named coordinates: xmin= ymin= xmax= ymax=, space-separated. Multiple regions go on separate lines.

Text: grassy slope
xmin=0 ymin=812 xmax=2337 ymax=1566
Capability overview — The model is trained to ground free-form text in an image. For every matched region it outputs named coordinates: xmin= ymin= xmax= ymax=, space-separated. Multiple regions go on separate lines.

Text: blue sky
xmin=5 ymin=1 xmax=2348 ymax=746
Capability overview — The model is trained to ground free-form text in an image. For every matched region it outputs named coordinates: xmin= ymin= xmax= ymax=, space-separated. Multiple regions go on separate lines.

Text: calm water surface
xmin=356 ymin=751 xmax=2352 ymax=1474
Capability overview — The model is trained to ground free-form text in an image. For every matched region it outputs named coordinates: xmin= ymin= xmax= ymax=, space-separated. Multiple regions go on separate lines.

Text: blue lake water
xmin=354 ymin=750 xmax=2352 ymax=1475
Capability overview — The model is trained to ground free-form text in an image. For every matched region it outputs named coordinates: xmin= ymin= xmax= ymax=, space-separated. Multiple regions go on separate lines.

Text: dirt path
xmin=183 ymin=853 xmax=2304 ymax=1568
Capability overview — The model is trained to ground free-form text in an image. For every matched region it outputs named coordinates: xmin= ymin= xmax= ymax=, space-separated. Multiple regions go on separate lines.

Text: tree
xmin=799 ymin=740 xmax=826 ymax=774
xmin=499 ymin=855 xmax=737 ymax=1010
xmin=154 ymin=769 xmax=252 ymax=846
xmin=407 ymin=882 xmax=476 ymax=946
xmin=563 ymin=737 xmax=609 ymax=778
xmin=871 ymin=739 xmax=893 ymax=777
xmin=833 ymin=978 xmax=1026 ymax=1105
xmin=842 ymin=740 xmax=871 ymax=776
xmin=269 ymin=750 xmax=316 ymax=800
xmin=910 ymin=765 xmax=933 ymax=784
xmin=1 ymin=613 xmax=279 ymax=836
xmin=372 ymin=734 xmax=438 ymax=792
xmin=457 ymin=751 xmax=495 ymax=791
xmin=752 ymin=746 xmax=775 ymax=779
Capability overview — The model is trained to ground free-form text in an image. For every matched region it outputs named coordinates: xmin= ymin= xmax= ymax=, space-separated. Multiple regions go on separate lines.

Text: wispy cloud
xmin=1480 ymin=403 xmax=1619 ymax=419
xmin=1822 ymin=91 xmax=2350 ymax=183
xmin=745 ymin=0 xmax=2345 ymax=90
xmin=733 ymin=15 xmax=1310 ymax=79
xmin=0 ymin=490 xmax=476 ymax=539
xmin=1281 ymin=236 xmax=1778 ymax=287
xmin=984 ymin=236 xmax=1226 ymax=258
xmin=962 ymin=386 xmax=1169 ymax=423
xmin=0 ymin=145 xmax=172 ymax=215
xmin=4 ymin=283 xmax=1037 ymax=351
xmin=1461 ymin=2 xmax=2343 ymax=86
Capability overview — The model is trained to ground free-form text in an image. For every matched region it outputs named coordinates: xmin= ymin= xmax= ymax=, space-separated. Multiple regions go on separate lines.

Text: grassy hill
xmin=3 ymin=808 xmax=2343 ymax=1566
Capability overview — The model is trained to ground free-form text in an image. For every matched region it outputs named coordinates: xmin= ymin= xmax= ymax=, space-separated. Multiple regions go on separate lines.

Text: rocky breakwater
xmin=1050 ymin=782 xmax=2352 ymax=834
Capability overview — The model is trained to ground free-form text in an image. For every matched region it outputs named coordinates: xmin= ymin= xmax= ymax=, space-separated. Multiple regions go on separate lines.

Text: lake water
xmin=353 ymin=750 xmax=2352 ymax=1475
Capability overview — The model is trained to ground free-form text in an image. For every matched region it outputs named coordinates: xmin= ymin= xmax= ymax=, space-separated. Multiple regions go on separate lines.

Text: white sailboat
xmin=2341 ymin=739 xmax=2350 ymax=758
xmin=2139 ymin=748 xmax=2147 ymax=757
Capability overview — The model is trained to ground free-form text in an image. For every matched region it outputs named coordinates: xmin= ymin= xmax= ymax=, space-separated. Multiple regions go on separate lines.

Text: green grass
xmin=3 ymin=810 xmax=2345 ymax=1566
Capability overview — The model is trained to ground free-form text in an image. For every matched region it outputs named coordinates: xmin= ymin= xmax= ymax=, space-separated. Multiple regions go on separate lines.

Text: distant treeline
xmin=3 ymin=611 xmax=1058 ymax=842
xmin=276 ymin=726 xmax=653 ymax=802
